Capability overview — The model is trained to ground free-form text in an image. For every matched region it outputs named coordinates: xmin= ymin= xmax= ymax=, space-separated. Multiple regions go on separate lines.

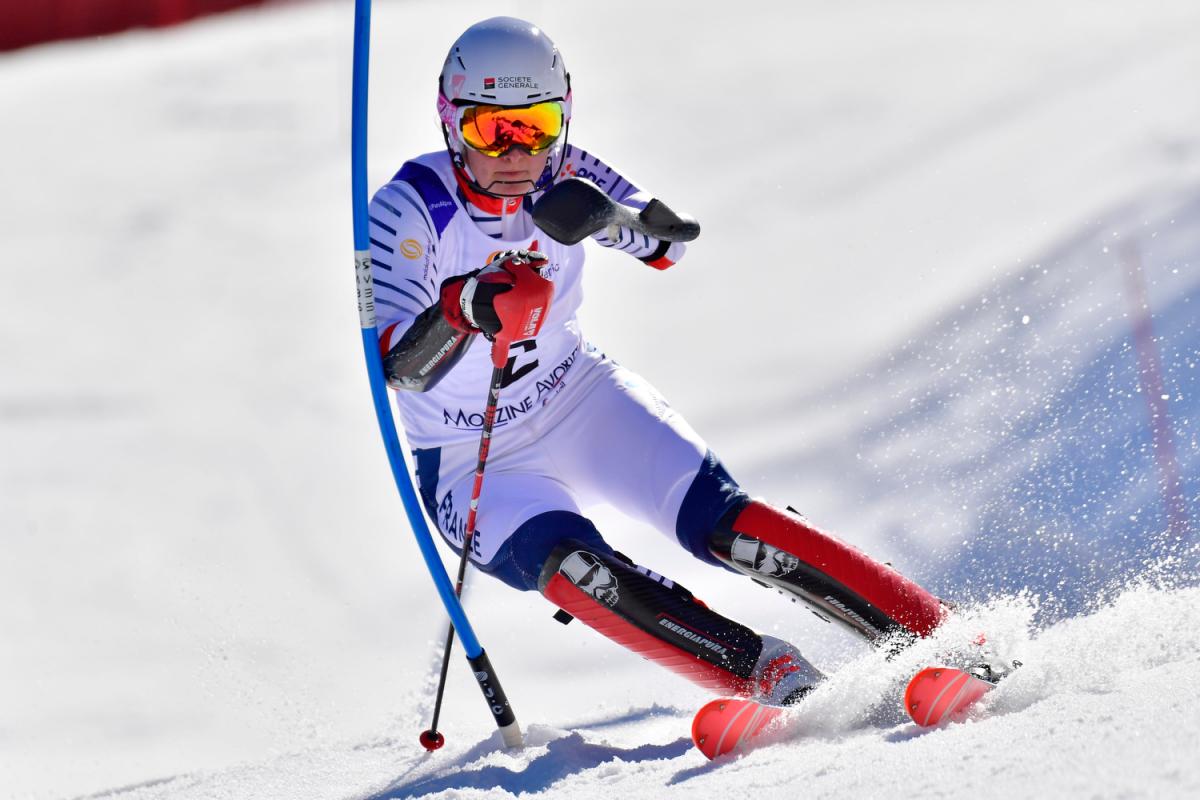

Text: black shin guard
xmin=539 ymin=541 xmax=763 ymax=694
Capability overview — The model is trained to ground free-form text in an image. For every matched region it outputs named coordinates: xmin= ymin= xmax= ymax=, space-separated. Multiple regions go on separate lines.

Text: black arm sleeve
xmin=382 ymin=304 xmax=476 ymax=392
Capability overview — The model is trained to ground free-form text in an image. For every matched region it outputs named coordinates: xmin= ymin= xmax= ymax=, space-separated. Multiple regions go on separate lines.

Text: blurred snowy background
xmin=2 ymin=1 xmax=1197 ymax=798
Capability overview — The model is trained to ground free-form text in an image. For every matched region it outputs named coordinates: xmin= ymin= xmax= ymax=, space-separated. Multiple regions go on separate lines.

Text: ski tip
xmin=903 ymin=666 xmax=993 ymax=728
xmin=691 ymin=697 xmax=783 ymax=760
xmin=690 ymin=698 xmax=728 ymax=758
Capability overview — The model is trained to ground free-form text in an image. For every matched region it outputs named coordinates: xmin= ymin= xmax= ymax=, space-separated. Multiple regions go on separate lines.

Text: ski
xmin=903 ymin=666 xmax=994 ymax=727
xmin=692 ymin=664 xmax=1006 ymax=759
xmin=691 ymin=697 xmax=786 ymax=759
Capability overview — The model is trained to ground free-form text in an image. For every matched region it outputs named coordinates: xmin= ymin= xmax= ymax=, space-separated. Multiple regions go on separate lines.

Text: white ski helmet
xmin=437 ymin=17 xmax=572 ymax=192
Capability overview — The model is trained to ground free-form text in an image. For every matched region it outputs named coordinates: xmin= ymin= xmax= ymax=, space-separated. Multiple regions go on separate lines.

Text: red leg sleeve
xmin=714 ymin=501 xmax=945 ymax=639
xmin=539 ymin=542 xmax=762 ymax=696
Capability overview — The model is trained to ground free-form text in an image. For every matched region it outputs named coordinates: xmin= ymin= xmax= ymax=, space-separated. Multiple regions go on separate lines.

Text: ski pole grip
xmin=467 ymin=649 xmax=523 ymax=748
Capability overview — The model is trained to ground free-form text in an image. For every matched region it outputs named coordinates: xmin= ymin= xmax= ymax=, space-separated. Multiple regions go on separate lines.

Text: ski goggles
xmin=457 ymin=101 xmax=564 ymax=157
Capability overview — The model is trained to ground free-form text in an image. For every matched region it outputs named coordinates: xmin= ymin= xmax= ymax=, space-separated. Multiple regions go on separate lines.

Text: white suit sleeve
xmin=368 ymin=180 xmax=443 ymax=349
xmin=368 ymin=180 xmax=476 ymax=391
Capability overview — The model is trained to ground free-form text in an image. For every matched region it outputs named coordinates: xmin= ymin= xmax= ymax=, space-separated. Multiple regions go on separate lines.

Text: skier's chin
xmin=486 ymin=178 xmax=536 ymax=197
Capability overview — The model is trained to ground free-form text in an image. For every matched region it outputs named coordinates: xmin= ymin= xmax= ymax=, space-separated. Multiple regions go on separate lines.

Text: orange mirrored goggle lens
xmin=459 ymin=102 xmax=564 ymax=157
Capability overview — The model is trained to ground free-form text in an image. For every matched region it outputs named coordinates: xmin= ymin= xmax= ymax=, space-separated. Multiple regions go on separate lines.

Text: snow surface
xmin=2 ymin=1 xmax=1198 ymax=798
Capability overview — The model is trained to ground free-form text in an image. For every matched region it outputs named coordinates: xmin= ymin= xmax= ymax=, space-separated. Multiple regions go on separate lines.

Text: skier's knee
xmin=538 ymin=541 xmax=704 ymax=614
xmin=482 ymin=511 xmax=612 ymax=591
xmin=674 ymin=449 xmax=750 ymax=567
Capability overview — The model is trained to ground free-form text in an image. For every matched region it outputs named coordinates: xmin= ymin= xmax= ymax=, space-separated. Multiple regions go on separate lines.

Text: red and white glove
xmin=441 ymin=249 xmax=555 ymax=366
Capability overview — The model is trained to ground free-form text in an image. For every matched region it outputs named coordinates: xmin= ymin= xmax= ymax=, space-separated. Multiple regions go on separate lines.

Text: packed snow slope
xmin=2 ymin=1 xmax=1198 ymax=798
xmin=60 ymin=584 xmax=1200 ymax=800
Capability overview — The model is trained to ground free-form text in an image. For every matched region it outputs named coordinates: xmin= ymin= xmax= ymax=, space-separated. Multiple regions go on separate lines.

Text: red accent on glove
xmin=439 ymin=277 xmax=475 ymax=333
xmin=438 ymin=250 xmax=556 ymax=367
xmin=487 ymin=253 xmax=554 ymax=368
xmin=645 ymin=255 xmax=675 ymax=270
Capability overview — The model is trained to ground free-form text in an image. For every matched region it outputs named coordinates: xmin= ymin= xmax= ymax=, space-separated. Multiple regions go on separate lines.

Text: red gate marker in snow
xmin=1120 ymin=241 xmax=1190 ymax=541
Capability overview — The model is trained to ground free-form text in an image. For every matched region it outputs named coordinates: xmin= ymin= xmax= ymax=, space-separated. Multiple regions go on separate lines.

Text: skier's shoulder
xmin=370 ymin=151 xmax=460 ymax=240
xmin=553 ymin=143 xmax=639 ymax=202
xmin=555 ymin=142 xmax=615 ymax=183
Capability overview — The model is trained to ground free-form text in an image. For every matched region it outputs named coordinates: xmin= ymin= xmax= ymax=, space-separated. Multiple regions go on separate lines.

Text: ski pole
xmin=420 ymin=255 xmax=552 ymax=749
xmin=351 ymin=0 xmax=520 ymax=750
xmin=421 ymin=359 xmax=506 ymax=751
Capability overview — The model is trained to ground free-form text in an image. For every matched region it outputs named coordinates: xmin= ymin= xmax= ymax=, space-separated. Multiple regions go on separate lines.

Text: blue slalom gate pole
xmin=350 ymin=0 xmax=521 ymax=748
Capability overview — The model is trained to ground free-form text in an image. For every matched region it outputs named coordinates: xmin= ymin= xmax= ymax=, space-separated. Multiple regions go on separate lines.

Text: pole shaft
xmin=425 ymin=362 xmax=506 ymax=737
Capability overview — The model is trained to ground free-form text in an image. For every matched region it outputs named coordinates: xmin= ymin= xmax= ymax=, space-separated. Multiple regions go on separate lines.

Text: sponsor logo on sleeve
xmin=399 ymin=239 xmax=423 ymax=259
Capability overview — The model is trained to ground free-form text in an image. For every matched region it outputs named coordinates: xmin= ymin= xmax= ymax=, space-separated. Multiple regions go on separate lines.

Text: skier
xmin=369 ymin=16 xmax=946 ymax=709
